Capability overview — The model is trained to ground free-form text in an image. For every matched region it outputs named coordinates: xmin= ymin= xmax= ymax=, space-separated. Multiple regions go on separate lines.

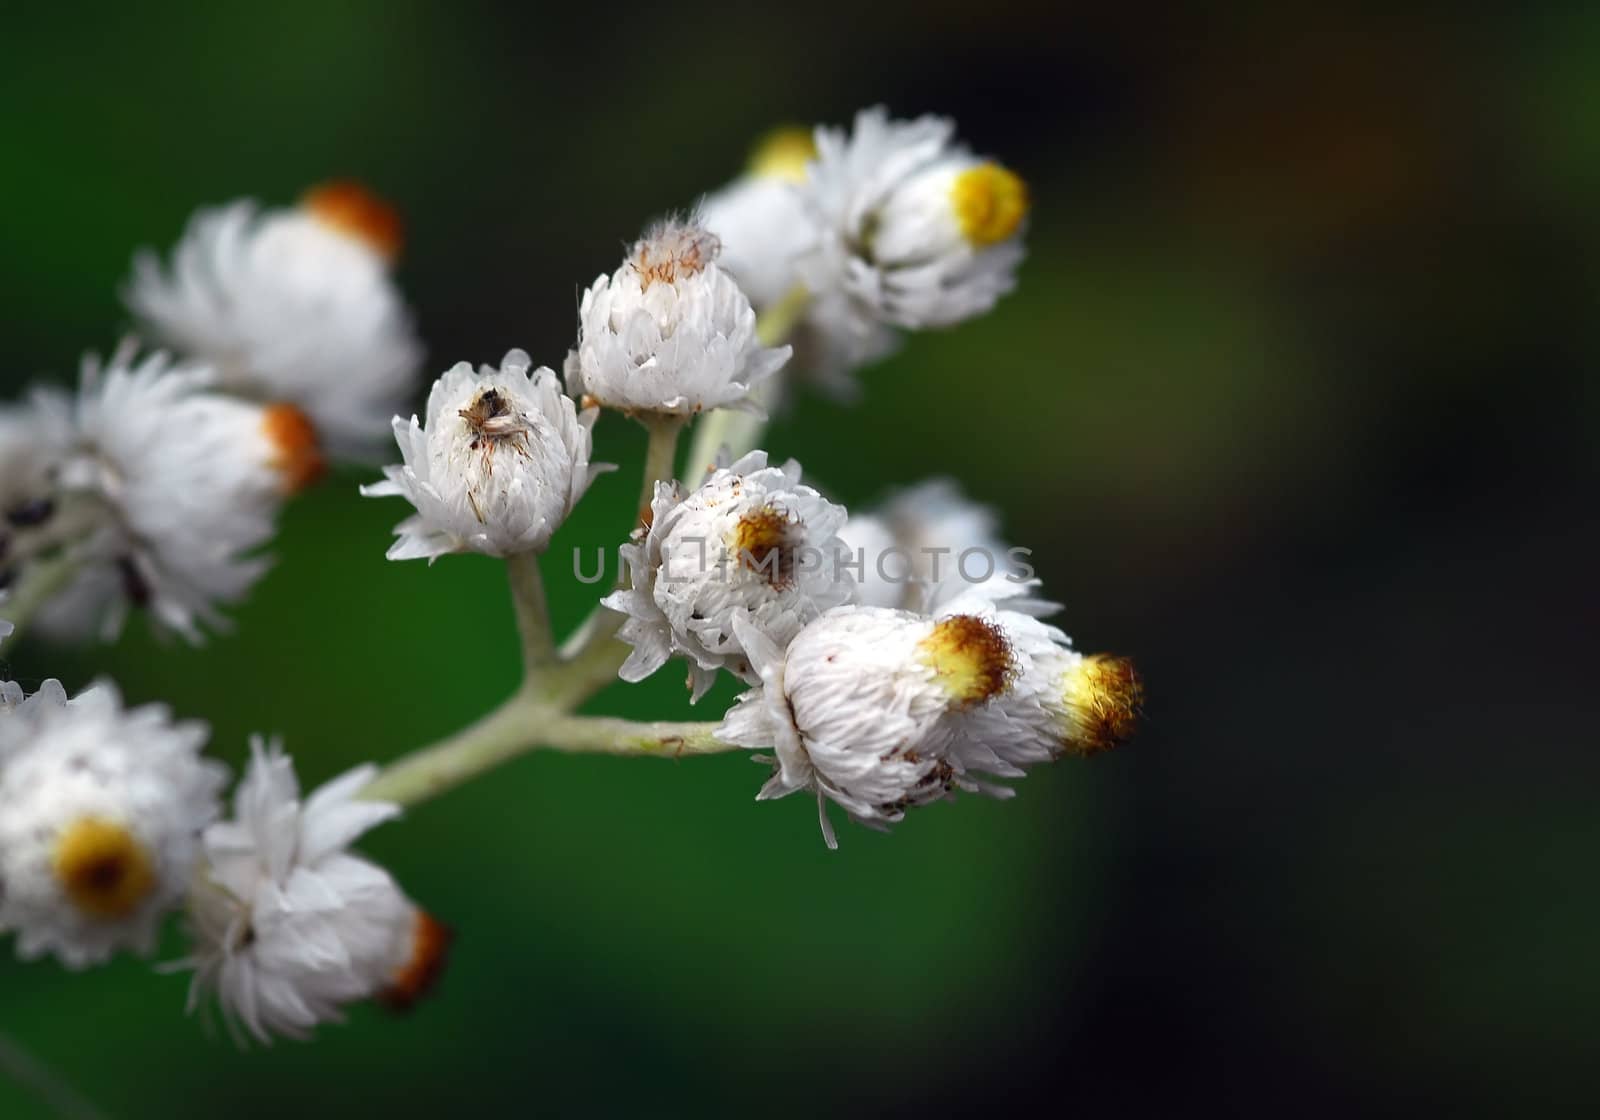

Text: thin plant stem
xmin=0 ymin=1031 xmax=108 ymax=1120
xmin=360 ymin=703 xmax=732 ymax=809
xmin=506 ymin=550 xmax=555 ymax=673
xmin=0 ymin=552 xmax=79 ymax=648
xmin=550 ymin=414 xmax=685 ymax=687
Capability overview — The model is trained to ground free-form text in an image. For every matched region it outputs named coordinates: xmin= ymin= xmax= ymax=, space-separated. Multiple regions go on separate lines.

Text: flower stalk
xmin=359 ymin=703 xmax=732 ymax=809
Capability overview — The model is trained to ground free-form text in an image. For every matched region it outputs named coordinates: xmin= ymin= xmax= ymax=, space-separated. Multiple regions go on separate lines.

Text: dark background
xmin=2 ymin=4 xmax=1596 ymax=1116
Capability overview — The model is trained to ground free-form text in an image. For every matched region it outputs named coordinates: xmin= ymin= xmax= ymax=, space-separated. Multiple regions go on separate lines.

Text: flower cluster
xmin=0 ymin=182 xmax=422 ymax=643
xmin=0 ymin=107 xmax=1137 ymax=1053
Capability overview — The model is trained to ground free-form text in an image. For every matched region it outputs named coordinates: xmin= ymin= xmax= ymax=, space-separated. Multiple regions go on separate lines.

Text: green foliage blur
xmin=2 ymin=4 xmax=1596 ymax=1116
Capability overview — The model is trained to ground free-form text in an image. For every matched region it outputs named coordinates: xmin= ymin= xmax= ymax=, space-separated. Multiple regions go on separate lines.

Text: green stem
xmin=360 ymin=700 xmax=732 ymax=809
xmin=364 ymin=417 xmax=709 ymax=808
xmin=506 ymin=550 xmax=555 ymax=672
xmin=0 ymin=552 xmax=79 ymax=647
xmin=635 ymin=415 xmax=684 ymax=527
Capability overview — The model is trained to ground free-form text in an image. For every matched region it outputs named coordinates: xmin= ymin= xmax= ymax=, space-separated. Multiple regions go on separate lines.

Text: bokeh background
xmin=3 ymin=4 xmax=1596 ymax=1116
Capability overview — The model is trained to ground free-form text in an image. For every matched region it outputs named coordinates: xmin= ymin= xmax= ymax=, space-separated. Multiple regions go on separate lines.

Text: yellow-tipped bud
xmin=1059 ymin=654 xmax=1142 ymax=755
xmin=53 ymin=818 xmax=156 ymax=920
xmin=919 ymin=614 xmax=1016 ymax=706
xmin=748 ymin=126 xmax=818 ymax=183
xmin=951 ymin=162 xmax=1029 ymax=248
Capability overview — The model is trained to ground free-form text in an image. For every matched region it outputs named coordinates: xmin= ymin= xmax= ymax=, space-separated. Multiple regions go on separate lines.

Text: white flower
xmin=0 ymin=389 xmax=73 ymax=534
xmin=362 ymin=349 xmax=608 ymax=561
xmin=178 ymin=738 xmax=449 ymax=1043
xmin=796 ymin=107 xmax=1028 ymax=357
xmin=0 ymin=598 xmax=24 ymax=713
xmin=125 ymin=182 xmax=424 ymax=456
xmin=840 ymin=479 xmax=1020 ymax=610
xmin=717 ymin=604 xmax=1021 ymax=846
xmin=567 ymin=218 xmax=792 ymax=416
xmin=27 ymin=345 xmax=313 ymax=644
xmin=0 ymin=680 xmax=223 ymax=967
xmin=603 ymin=450 xmax=853 ymax=701
xmin=933 ymin=589 xmax=1141 ymax=778
xmin=700 ymin=128 xmax=819 ymax=312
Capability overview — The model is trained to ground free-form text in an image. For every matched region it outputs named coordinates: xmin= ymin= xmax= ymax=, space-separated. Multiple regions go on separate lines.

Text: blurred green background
xmin=3 ymin=4 xmax=1597 ymax=1116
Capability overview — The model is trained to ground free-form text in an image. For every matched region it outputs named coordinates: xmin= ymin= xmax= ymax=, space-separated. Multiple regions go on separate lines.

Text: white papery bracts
xmin=719 ymin=587 xmax=1140 ymax=846
xmin=603 ymin=450 xmax=853 ymax=701
xmin=567 ymin=217 xmax=792 ymax=417
xmin=840 ymin=479 xmax=1023 ymax=611
xmin=125 ymin=182 xmax=423 ymax=456
xmin=179 ymin=738 xmax=450 ymax=1043
xmin=938 ymin=588 xmax=1143 ymax=775
xmin=28 ymin=345 xmax=319 ymax=644
xmin=363 ymin=349 xmax=608 ymax=561
xmin=795 ymin=107 xmax=1028 ymax=371
xmin=699 ymin=128 xmax=818 ymax=313
xmin=718 ymin=605 xmax=1025 ymax=846
xmin=0 ymin=680 xmax=224 ymax=967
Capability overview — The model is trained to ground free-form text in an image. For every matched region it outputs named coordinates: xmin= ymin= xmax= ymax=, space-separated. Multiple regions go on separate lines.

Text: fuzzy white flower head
xmin=603 ymin=450 xmax=853 ymax=701
xmin=797 ymin=107 xmax=1028 ymax=352
xmin=362 ymin=349 xmax=608 ymax=561
xmin=0 ymin=389 xmax=73 ymax=533
xmin=698 ymin=129 xmax=897 ymax=400
xmin=179 ymin=738 xmax=450 ymax=1044
xmin=125 ymin=182 xmax=423 ymax=457
xmin=700 ymin=128 xmax=819 ymax=312
xmin=718 ymin=604 xmax=1022 ymax=846
xmin=567 ymin=217 xmax=792 ymax=416
xmin=0 ymin=680 xmax=223 ymax=967
xmin=932 ymin=588 xmax=1141 ymax=780
xmin=29 ymin=345 xmax=316 ymax=645
xmin=841 ymin=479 xmax=1024 ymax=611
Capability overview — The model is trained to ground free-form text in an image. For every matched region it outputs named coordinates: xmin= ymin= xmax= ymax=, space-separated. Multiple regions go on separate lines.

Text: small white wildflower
xmin=177 ymin=738 xmax=450 ymax=1043
xmin=840 ymin=479 xmax=1030 ymax=611
xmin=566 ymin=217 xmax=792 ymax=417
xmin=125 ymin=182 xmax=424 ymax=456
xmin=603 ymin=450 xmax=853 ymax=701
xmin=700 ymin=127 xmax=819 ymax=312
xmin=362 ymin=349 xmax=609 ymax=561
xmin=928 ymin=587 xmax=1141 ymax=785
xmin=28 ymin=345 xmax=316 ymax=645
xmin=698 ymin=128 xmax=897 ymax=400
xmin=0 ymin=680 xmax=224 ymax=967
xmin=717 ymin=604 xmax=1020 ymax=846
xmin=796 ymin=107 xmax=1028 ymax=370
xmin=0 ymin=391 xmax=73 ymax=535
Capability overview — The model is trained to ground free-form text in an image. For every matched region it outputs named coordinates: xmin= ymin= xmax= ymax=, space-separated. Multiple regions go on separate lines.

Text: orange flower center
xmin=262 ymin=404 xmax=326 ymax=493
xmin=302 ymin=180 xmax=403 ymax=260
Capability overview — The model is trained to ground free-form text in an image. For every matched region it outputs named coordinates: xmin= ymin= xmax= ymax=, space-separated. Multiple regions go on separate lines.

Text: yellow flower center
xmin=748 ymin=127 xmax=817 ymax=183
xmin=918 ymin=615 xmax=1015 ymax=706
xmin=950 ymin=162 xmax=1029 ymax=247
xmin=730 ymin=505 xmax=799 ymax=585
xmin=53 ymin=818 xmax=156 ymax=920
xmin=302 ymin=180 xmax=404 ymax=260
xmin=1059 ymin=655 xmax=1142 ymax=755
xmin=261 ymin=403 xmax=326 ymax=494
